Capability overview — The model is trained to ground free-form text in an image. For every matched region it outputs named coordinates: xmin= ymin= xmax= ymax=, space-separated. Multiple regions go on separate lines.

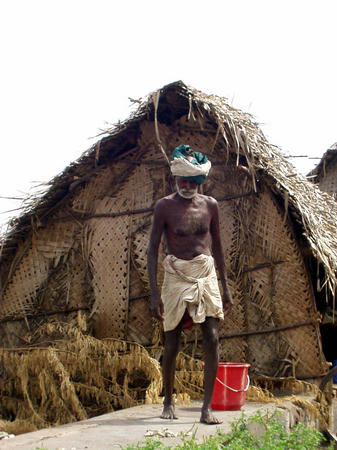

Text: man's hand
xmin=222 ymin=291 xmax=233 ymax=316
xmin=151 ymin=296 xmax=164 ymax=321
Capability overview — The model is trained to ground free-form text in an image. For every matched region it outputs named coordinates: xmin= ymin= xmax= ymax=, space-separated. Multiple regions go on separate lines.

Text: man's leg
xmin=161 ymin=323 xmax=182 ymax=419
xmin=200 ymin=317 xmax=222 ymax=424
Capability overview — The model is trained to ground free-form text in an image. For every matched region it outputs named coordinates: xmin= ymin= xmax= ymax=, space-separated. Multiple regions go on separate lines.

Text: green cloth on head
xmin=170 ymin=145 xmax=209 ymax=184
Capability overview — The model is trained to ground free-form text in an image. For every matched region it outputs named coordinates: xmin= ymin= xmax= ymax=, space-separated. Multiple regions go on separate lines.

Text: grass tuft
xmin=123 ymin=410 xmax=333 ymax=449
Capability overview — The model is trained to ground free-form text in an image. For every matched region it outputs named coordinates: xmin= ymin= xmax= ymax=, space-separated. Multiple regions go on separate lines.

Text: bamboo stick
xmin=0 ymin=306 xmax=90 ymax=324
xmin=219 ymin=320 xmax=317 ymax=339
xmin=172 ymin=319 xmax=318 ymax=346
xmin=50 ymin=190 xmax=259 ymax=224
xmin=243 ymin=260 xmax=285 ymax=274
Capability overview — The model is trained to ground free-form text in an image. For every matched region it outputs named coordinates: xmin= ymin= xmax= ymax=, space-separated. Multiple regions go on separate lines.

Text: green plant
xmin=123 ymin=438 xmax=167 ymax=449
xmin=123 ymin=410 xmax=332 ymax=449
xmin=219 ymin=410 xmax=331 ymax=449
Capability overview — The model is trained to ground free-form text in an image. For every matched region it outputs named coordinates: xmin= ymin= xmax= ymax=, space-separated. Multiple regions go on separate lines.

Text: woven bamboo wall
xmin=243 ymin=191 xmax=325 ymax=378
xmin=0 ymin=117 xmax=328 ymax=378
xmin=0 ymin=220 xmax=78 ymax=320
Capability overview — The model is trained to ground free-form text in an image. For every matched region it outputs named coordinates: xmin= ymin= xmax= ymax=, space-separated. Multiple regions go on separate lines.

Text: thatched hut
xmin=308 ymin=143 xmax=337 ymax=199
xmin=1 ymin=81 xmax=337 ymax=430
xmin=308 ymin=142 xmax=337 ymax=367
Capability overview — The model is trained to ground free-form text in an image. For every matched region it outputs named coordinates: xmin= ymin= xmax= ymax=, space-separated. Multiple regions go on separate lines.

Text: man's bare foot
xmin=200 ymin=407 xmax=223 ymax=425
xmin=160 ymin=403 xmax=178 ymax=419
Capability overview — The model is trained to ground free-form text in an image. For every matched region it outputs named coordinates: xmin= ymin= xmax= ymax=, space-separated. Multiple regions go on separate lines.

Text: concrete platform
xmin=0 ymin=401 xmax=283 ymax=450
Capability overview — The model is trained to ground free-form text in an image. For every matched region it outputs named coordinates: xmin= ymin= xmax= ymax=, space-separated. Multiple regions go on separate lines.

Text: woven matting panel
xmin=127 ymin=263 xmax=153 ymax=345
xmin=244 ymin=254 xmax=281 ymax=375
xmin=1 ymin=220 xmax=77 ymax=320
xmin=205 ymin=162 xmax=248 ymax=362
xmin=32 ymin=221 xmax=77 ymax=266
xmin=72 ymin=163 xmax=133 ymax=213
xmin=125 ymin=143 xmax=170 ymax=232
xmin=0 ymin=244 xmax=49 ymax=319
xmin=205 ymin=164 xmax=237 ymax=262
xmin=127 ymin=298 xmax=153 ymax=345
xmin=129 ymin=261 xmax=147 ymax=299
xmin=133 ymin=144 xmax=168 ymax=200
xmin=164 ymin=118 xmax=216 ymax=157
xmin=86 ymin=142 xmax=171 ymax=340
xmin=218 ymin=278 xmax=247 ymax=362
xmin=123 ymin=141 xmax=171 ymax=289
xmin=132 ymin=225 xmax=165 ymax=290
xmin=89 ymin=196 xmax=130 ymax=339
xmin=38 ymin=253 xmax=92 ymax=312
xmin=318 ymin=158 xmax=337 ymax=195
xmin=245 ymin=191 xmax=325 ymax=377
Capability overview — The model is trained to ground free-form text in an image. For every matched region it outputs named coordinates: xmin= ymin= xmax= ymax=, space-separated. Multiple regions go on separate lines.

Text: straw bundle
xmin=0 ymin=321 xmax=162 ymax=433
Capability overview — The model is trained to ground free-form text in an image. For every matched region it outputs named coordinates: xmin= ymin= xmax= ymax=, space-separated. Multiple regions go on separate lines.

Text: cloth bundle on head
xmin=170 ymin=145 xmax=211 ymax=185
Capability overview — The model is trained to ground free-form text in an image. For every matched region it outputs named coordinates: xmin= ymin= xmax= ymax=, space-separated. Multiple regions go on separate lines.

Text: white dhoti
xmin=161 ymin=254 xmax=224 ymax=332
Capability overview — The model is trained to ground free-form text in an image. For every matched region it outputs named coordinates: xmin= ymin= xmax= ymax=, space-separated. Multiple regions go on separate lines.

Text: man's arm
xmin=147 ymin=199 xmax=166 ymax=321
xmin=209 ymin=198 xmax=233 ymax=314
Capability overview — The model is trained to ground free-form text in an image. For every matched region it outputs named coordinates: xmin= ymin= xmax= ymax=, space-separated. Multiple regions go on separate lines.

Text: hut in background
xmin=308 ymin=142 xmax=337 ymax=199
xmin=308 ymin=142 xmax=337 ymax=368
xmin=1 ymin=81 xmax=337 ymax=430
xmin=307 ymin=142 xmax=337 ymax=316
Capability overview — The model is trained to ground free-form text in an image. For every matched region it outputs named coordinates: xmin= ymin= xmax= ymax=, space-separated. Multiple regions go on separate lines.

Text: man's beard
xmin=176 ymin=181 xmax=198 ymax=199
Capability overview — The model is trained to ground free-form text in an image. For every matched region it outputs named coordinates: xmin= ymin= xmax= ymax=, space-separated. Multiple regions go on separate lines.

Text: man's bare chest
xmin=166 ymin=205 xmax=211 ymax=236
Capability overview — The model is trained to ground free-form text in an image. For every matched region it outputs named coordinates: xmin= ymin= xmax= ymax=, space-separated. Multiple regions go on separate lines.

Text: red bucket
xmin=211 ymin=362 xmax=250 ymax=411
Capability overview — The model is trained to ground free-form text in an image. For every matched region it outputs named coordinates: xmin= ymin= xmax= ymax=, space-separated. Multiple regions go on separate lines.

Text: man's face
xmin=175 ymin=177 xmax=198 ymax=199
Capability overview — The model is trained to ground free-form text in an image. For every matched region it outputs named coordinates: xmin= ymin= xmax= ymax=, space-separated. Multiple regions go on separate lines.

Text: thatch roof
xmin=1 ymin=81 xmax=337 ymax=294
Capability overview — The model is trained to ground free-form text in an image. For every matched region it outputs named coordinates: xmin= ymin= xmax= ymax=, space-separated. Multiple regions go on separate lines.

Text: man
xmin=147 ymin=144 xmax=233 ymax=424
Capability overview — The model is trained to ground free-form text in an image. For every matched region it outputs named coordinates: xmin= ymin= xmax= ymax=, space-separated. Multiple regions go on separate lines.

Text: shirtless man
xmin=147 ymin=145 xmax=233 ymax=424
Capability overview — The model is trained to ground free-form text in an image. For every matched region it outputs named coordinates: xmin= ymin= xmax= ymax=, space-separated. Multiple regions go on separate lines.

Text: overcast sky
xmin=1 ymin=0 xmax=336 ymax=230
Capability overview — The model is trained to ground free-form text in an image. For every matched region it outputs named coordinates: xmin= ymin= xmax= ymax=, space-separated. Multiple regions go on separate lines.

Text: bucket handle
xmin=215 ymin=374 xmax=250 ymax=393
